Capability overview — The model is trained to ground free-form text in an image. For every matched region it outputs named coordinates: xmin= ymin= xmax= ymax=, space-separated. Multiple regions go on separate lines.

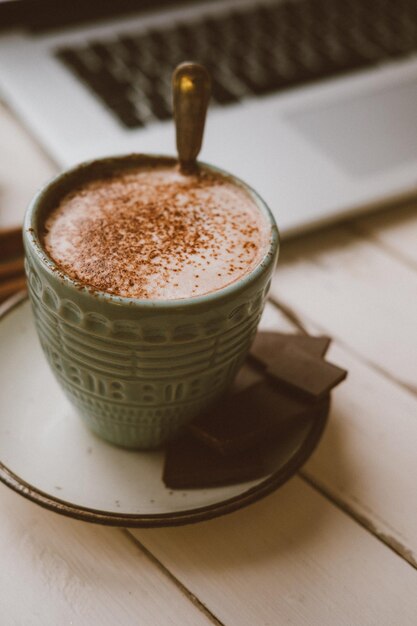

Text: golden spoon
xmin=172 ymin=62 xmax=211 ymax=174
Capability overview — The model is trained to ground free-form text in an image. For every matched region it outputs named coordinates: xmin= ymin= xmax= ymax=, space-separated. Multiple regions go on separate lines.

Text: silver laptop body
xmin=1 ymin=0 xmax=417 ymax=237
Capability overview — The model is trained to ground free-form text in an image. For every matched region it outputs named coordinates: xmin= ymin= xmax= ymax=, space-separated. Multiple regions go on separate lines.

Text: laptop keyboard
xmin=56 ymin=0 xmax=417 ymax=129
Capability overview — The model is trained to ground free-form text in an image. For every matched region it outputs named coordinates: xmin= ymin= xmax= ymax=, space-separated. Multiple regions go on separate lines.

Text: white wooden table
xmin=1 ymin=102 xmax=417 ymax=625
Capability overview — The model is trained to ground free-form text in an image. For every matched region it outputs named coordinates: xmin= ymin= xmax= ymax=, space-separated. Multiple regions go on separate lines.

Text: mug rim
xmin=24 ymin=153 xmax=279 ymax=309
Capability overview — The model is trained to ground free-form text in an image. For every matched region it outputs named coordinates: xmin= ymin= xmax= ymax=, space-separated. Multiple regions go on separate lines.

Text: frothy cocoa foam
xmin=43 ymin=162 xmax=271 ymax=300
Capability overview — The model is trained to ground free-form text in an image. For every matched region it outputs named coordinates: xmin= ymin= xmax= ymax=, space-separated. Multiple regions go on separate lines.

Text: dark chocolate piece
xmin=188 ymin=380 xmax=312 ymax=456
xmin=250 ymin=332 xmax=331 ymax=369
xmin=267 ymin=344 xmax=347 ymax=399
xmin=163 ymin=432 xmax=266 ymax=489
xmin=164 ymin=396 xmax=331 ymax=489
xmin=163 ymin=330 xmax=343 ymax=490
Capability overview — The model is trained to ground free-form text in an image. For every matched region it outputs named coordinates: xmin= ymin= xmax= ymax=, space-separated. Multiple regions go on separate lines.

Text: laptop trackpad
xmin=286 ymin=77 xmax=417 ymax=177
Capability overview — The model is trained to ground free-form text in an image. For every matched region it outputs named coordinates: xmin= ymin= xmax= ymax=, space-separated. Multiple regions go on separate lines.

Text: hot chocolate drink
xmin=26 ymin=153 xmax=278 ymax=448
xmin=43 ymin=159 xmax=271 ymax=300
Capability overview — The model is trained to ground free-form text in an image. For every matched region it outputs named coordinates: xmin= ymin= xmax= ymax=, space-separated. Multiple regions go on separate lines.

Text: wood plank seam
xmin=300 ymin=470 xmax=417 ymax=570
xmin=122 ymin=529 xmax=226 ymax=626
xmin=268 ymin=295 xmax=417 ymax=569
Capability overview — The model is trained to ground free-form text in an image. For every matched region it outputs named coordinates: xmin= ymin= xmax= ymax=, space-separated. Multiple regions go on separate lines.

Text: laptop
xmin=1 ymin=0 xmax=417 ymax=237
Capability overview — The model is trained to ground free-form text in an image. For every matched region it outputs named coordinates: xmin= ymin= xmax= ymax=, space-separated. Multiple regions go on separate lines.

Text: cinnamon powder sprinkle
xmin=43 ymin=164 xmax=270 ymax=300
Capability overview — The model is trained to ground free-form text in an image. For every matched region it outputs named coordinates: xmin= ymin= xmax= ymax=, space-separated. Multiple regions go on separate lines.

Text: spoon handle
xmin=172 ymin=62 xmax=211 ymax=173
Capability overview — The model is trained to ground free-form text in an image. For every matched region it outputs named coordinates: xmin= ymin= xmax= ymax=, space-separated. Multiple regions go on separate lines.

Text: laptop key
xmin=115 ymin=106 xmax=145 ymax=128
xmin=211 ymin=80 xmax=239 ymax=105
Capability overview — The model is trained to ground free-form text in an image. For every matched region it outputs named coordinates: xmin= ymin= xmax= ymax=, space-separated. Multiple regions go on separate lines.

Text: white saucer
xmin=0 ymin=293 xmax=327 ymax=527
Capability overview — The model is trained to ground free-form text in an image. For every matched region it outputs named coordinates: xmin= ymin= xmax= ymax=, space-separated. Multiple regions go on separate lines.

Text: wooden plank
xmin=0 ymin=484 xmax=212 ymax=625
xmin=302 ymin=341 xmax=417 ymax=563
xmin=354 ymin=200 xmax=417 ymax=268
xmin=270 ymin=226 xmax=417 ymax=391
xmin=260 ymin=302 xmax=417 ymax=565
xmin=130 ymin=476 xmax=417 ymax=626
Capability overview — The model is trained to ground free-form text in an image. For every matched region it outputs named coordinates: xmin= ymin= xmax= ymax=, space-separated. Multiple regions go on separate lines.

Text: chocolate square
xmin=250 ymin=331 xmax=331 ymax=369
xmin=188 ymin=380 xmax=313 ymax=456
xmin=163 ymin=432 xmax=267 ymax=489
xmin=267 ymin=344 xmax=347 ymax=399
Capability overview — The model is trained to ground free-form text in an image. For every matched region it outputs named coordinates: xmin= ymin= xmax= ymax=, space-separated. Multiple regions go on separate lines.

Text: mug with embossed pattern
xmin=23 ymin=154 xmax=279 ymax=449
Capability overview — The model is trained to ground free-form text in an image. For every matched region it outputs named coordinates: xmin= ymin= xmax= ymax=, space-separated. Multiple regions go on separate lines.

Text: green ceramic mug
xmin=23 ymin=154 xmax=279 ymax=449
